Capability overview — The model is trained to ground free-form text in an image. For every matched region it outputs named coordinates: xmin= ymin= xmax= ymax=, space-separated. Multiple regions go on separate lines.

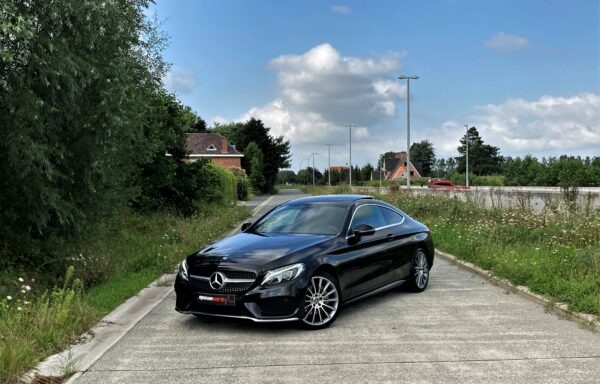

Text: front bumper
xmin=174 ymin=273 xmax=307 ymax=323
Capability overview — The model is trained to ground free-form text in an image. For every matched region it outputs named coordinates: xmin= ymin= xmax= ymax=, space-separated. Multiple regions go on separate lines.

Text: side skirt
xmin=343 ymin=279 xmax=407 ymax=306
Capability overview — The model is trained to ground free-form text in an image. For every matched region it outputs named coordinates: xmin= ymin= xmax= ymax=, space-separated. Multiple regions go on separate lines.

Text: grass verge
xmin=0 ymin=204 xmax=250 ymax=384
xmin=298 ymin=185 xmax=600 ymax=317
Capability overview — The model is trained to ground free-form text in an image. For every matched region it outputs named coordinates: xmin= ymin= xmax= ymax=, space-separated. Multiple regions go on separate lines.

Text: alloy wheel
xmin=414 ymin=249 xmax=429 ymax=289
xmin=302 ymin=275 xmax=339 ymax=327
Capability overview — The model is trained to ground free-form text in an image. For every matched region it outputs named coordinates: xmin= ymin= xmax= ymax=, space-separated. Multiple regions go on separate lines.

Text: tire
xmin=407 ymin=248 xmax=430 ymax=292
xmin=299 ymin=272 xmax=341 ymax=330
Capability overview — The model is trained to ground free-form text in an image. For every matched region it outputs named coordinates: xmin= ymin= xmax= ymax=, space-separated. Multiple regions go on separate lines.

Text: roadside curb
xmin=435 ymin=249 xmax=599 ymax=333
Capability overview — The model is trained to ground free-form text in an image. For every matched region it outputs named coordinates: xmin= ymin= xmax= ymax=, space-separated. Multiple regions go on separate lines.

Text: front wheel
xmin=407 ymin=248 xmax=430 ymax=292
xmin=299 ymin=273 xmax=341 ymax=330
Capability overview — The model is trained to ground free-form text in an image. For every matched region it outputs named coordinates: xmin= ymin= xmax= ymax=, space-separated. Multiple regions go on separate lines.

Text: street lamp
xmin=464 ymin=124 xmax=470 ymax=187
xmin=309 ymin=152 xmax=318 ymax=186
xmin=398 ymin=75 xmax=419 ymax=189
xmin=344 ymin=124 xmax=354 ymax=187
xmin=325 ymin=144 xmax=333 ymax=186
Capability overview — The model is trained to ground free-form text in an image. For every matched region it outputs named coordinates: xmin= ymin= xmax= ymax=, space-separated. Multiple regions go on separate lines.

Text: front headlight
xmin=261 ymin=263 xmax=305 ymax=286
xmin=179 ymin=258 xmax=189 ymax=281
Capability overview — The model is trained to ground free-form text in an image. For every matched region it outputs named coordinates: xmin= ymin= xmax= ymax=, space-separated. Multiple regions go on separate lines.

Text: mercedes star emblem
xmin=209 ymin=272 xmax=225 ymax=290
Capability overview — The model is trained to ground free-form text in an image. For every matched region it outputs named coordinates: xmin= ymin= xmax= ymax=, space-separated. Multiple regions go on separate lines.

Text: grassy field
xmin=296 ymin=185 xmax=600 ymax=317
xmin=0 ymin=205 xmax=250 ymax=384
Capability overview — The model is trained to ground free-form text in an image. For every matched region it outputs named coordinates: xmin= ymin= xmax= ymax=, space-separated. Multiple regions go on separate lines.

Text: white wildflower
xmin=18 ymin=277 xmax=24 ymax=283
xmin=6 ymin=296 xmax=12 ymax=301
xmin=25 ymin=285 xmax=31 ymax=291
xmin=17 ymin=307 xmax=22 ymax=311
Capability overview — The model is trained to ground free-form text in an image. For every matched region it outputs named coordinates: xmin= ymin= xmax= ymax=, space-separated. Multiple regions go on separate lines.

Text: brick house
xmin=373 ymin=151 xmax=422 ymax=181
xmin=184 ymin=132 xmax=243 ymax=168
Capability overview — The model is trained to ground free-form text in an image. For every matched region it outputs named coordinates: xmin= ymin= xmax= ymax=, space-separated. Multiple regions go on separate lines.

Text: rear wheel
xmin=407 ymin=248 xmax=430 ymax=292
xmin=299 ymin=272 xmax=340 ymax=330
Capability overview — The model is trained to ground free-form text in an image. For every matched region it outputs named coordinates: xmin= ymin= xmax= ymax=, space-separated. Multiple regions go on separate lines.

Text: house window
xmin=410 ymin=171 xmax=414 ymax=176
xmin=207 ymin=144 xmax=217 ymax=151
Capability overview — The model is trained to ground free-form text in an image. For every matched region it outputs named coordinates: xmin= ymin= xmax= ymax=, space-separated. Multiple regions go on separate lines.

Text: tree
xmin=0 ymin=0 xmax=168 ymax=266
xmin=410 ymin=140 xmax=435 ymax=176
xmin=212 ymin=118 xmax=290 ymax=193
xmin=298 ymin=167 xmax=322 ymax=185
xmin=457 ymin=127 xmax=503 ymax=175
xmin=361 ymin=163 xmax=374 ymax=181
xmin=277 ymin=170 xmax=297 ymax=184
xmin=244 ymin=142 xmax=266 ymax=192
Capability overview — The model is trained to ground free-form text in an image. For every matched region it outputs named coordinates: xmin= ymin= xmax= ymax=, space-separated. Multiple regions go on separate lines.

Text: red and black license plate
xmin=197 ymin=294 xmax=236 ymax=306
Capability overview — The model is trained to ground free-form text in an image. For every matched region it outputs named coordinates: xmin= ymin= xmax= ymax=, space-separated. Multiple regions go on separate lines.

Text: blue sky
xmin=153 ymin=0 xmax=599 ymax=171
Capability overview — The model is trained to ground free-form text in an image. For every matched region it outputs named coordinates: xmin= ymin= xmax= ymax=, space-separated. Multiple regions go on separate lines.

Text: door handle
xmin=386 ymin=234 xmax=395 ymax=241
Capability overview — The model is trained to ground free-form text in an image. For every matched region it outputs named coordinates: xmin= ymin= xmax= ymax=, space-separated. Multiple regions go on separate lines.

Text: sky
xmin=152 ymin=0 xmax=600 ymax=171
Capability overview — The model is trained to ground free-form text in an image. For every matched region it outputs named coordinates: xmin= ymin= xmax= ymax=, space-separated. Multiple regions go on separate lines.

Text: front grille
xmin=189 ymin=268 xmax=257 ymax=294
xmin=223 ymin=271 xmax=255 ymax=280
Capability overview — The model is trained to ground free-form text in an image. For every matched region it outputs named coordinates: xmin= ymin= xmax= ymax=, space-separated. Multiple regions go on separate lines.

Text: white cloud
xmin=235 ymin=44 xmax=407 ymax=168
xmin=331 ymin=5 xmax=351 ymax=15
xmin=211 ymin=115 xmax=228 ymax=125
xmin=486 ymin=32 xmax=530 ymax=53
xmin=163 ymin=67 xmax=197 ymax=94
xmin=433 ymin=93 xmax=600 ymax=158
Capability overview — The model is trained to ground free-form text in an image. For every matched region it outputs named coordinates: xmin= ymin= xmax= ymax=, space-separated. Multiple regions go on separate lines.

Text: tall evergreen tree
xmin=456 ymin=127 xmax=503 ymax=175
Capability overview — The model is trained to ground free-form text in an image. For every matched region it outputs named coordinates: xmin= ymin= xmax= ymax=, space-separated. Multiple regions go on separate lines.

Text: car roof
xmin=287 ymin=194 xmax=373 ymax=205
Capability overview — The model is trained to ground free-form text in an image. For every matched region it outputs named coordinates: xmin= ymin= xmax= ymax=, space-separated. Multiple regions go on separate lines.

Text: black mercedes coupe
xmin=175 ymin=194 xmax=434 ymax=329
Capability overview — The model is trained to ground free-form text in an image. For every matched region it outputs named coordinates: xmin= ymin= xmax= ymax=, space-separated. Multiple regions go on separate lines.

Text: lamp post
xmin=325 ymin=144 xmax=333 ymax=186
xmin=344 ymin=124 xmax=354 ymax=186
xmin=464 ymin=124 xmax=469 ymax=187
xmin=398 ymin=75 xmax=419 ymax=189
xmin=309 ymin=152 xmax=318 ymax=186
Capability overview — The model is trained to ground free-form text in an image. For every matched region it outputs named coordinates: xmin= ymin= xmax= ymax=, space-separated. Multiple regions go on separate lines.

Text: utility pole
xmin=344 ymin=124 xmax=354 ymax=186
xmin=325 ymin=144 xmax=333 ymax=186
xmin=398 ymin=75 xmax=419 ymax=189
xmin=310 ymin=152 xmax=318 ymax=186
xmin=465 ymin=124 xmax=470 ymax=187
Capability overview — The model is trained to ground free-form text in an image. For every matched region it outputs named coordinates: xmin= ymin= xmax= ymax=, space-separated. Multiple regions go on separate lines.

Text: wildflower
xmin=17 ymin=307 xmax=22 ymax=311
xmin=6 ymin=296 xmax=12 ymax=301
xmin=21 ymin=290 xmax=26 ymax=294
xmin=18 ymin=277 xmax=24 ymax=283
xmin=25 ymin=285 xmax=31 ymax=291
xmin=24 ymin=301 xmax=30 ymax=305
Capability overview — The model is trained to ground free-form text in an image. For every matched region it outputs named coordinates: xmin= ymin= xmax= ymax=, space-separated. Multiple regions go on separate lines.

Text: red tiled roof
xmin=185 ymin=133 xmax=242 ymax=156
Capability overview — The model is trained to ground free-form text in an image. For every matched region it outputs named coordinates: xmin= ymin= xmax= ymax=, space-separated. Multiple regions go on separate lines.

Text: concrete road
xmin=74 ymin=189 xmax=600 ymax=383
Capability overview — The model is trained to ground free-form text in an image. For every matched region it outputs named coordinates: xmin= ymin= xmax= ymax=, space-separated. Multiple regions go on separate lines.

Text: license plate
xmin=198 ymin=294 xmax=236 ymax=306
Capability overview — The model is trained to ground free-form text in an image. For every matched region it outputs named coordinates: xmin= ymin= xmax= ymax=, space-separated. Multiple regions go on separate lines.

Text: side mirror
xmin=354 ymin=223 xmax=376 ymax=237
xmin=241 ymin=222 xmax=252 ymax=232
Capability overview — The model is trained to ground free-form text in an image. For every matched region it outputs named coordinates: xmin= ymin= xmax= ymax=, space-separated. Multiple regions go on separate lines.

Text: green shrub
xmin=196 ymin=163 xmax=237 ymax=206
xmin=229 ymin=168 xmax=251 ymax=200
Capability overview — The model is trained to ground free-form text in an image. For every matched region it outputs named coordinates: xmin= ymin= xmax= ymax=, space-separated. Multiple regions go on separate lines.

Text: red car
xmin=427 ymin=179 xmax=470 ymax=190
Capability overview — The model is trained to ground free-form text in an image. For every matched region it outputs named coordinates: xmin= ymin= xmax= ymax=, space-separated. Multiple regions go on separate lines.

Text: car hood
xmin=192 ymin=232 xmax=334 ymax=267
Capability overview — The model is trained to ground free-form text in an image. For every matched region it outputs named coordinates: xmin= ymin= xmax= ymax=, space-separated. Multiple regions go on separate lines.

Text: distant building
xmin=329 ymin=165 xmax=349 ymax=173
xmin=372 ymin=152 xmax=422 ymax=181
xmin=184 ymin=132 xmax=243 ymax=168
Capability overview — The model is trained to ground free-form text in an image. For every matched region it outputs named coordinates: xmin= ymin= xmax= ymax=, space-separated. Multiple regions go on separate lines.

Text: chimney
xmin=221 ymin=137 xmax=228 ymax=153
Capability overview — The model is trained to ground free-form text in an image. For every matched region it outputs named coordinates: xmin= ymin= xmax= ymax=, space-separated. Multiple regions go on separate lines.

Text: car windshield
xmin=253 ymin=203 xmax=347 ymax=235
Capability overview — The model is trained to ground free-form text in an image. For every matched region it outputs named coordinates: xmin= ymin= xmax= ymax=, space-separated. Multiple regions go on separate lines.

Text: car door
xmin=377 ymin=206 xmax=413 ymax=281
xmin=335 ymin=204 xmax=392 ymax=298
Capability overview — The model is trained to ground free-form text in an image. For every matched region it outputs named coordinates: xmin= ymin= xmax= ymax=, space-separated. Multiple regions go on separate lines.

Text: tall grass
xmin=0 ymin=205 xmax=250 ymax=383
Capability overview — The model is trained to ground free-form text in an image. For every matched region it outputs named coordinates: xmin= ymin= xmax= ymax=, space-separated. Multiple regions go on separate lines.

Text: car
xmin=174 ymin=194 xmax=434 ymax=330
xmin=428 ymin=178 xmax=470 ymax=189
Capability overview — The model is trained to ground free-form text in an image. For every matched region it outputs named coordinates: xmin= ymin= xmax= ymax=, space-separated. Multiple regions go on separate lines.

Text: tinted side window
xmin=380 ymin=207 xmax=404 ymax=226
xmin=350 ymin=205 xmax=386 ymax=231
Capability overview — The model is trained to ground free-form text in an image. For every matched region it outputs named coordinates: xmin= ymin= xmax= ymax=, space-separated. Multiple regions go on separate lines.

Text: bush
xmin=195 ymin=163 xmax=237 ymax=207
xmin=230 ymin=168 xmax=251 ymax=200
